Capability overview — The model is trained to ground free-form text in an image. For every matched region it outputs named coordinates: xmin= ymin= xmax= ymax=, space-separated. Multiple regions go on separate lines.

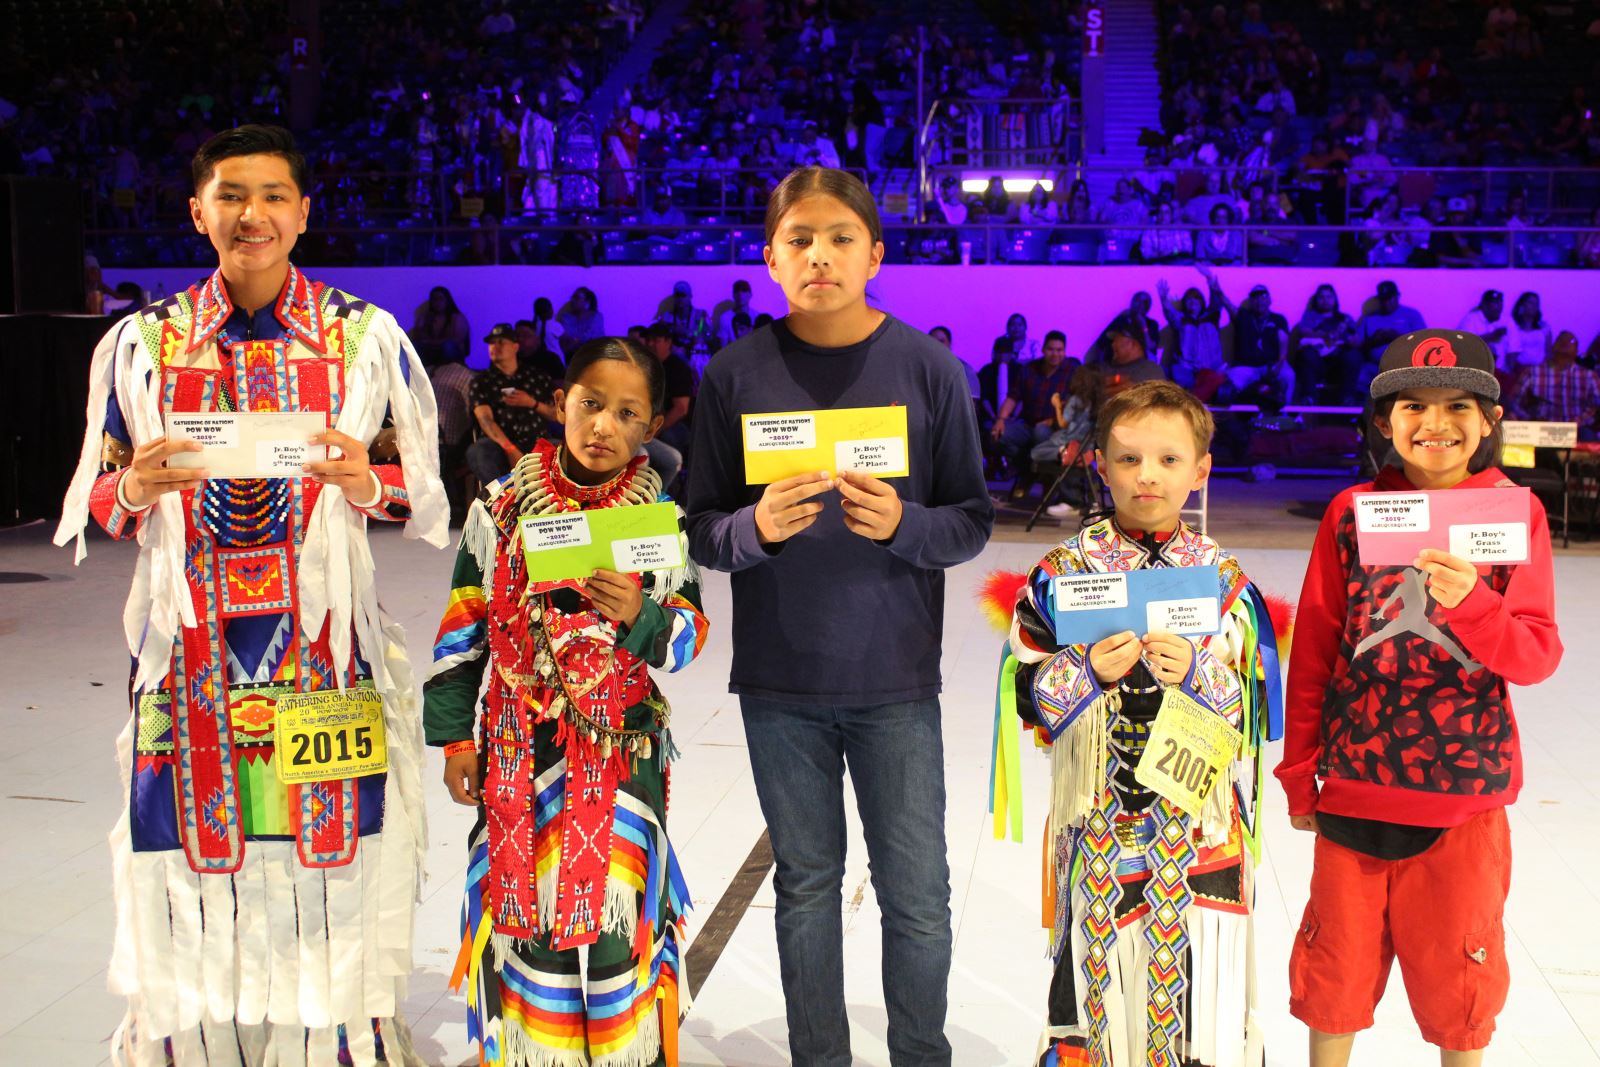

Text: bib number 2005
xmin=1133 ymin=687 xmax=1241 ymax=817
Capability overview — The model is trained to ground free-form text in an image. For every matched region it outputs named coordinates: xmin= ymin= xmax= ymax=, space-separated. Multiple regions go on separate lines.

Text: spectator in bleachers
xmin=1034 ymin=365 xmax=1104 ymax=518
xmin=1458 ymin=288 xmax=1510 ymax=367
xmin=1158 ymin=266 xmax=1228 ymax=400
xmin=1221 ymin=282 xmax=1294 ymax=407
xmin=641 ymin=187 xmax=689 ymax=227
xmin=556 ymin=285 xmax=605 ymax=355
xmin=1507 ymin=290 xmax=1554 ymax=371
xmin=791 ymin=121 xmax=841 ymax=168
xmin=991 ymin=329 xmax=1076 ymax=493
xmin=466 ymin=323 xmax=561 ymax=486
xmin=1579 ymin=205 xmax=1600 ymax=269
xmin=1291 ymin=283 xmax=1357 ymax=403
xmin=1514 ymin=330 xmax=1599 ymax=438
xmin=712 ymin=279 xmax=761 ymax=351
xmin=1354 ymin=279 xmax=1426 ymax=390
xmin=529 ymin=296 xmax=566 ymax=355
xmin=1183 ymin=170 xmax=1234 ymax=225
xmin=1140 ymin=200 xmax=1194 ymax=263
xmin=981 ymin=176 xmax=1013 ymax=220
xmin=412 ymin=285 xmax=471 ymax=366
xmin=1019 ymin=182 xmax=1060 ymax=226
xmin=1065 ymin=180 xmax=1093 ymax=225
xmin=514 ymin=319 xmax=566 ymax=382
xmin=1359 ymin=191 xmax=1416 ymax=266
xmin=1427 ymin=197 xmax=1484 ymax=267
xmin=1097 ymin=178 xmax=1148 ymax=242
xmin=993 ymin=312 xmax=1042 ymax=366
xmin=929 ymin=324 xmax=983 ymax=401
xmin=1349 ymin=135 xmax=1396 ymax=210
xmin=1096 ymin=319 xmax=1168 ymax=399
xmin=1087 ymin=292 xmax=1162 ymax=366
xmin=658 ymin=279 xmax=712 ymax=368
xmin=640 ymin=322 xmax=695 ymax=484
xmin=1196 ymin=202 xmax=1245 ymax=264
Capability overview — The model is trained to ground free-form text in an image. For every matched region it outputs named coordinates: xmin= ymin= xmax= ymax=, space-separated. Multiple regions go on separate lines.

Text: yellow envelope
xmin=741 ymin=405 xmax=910 ymax=484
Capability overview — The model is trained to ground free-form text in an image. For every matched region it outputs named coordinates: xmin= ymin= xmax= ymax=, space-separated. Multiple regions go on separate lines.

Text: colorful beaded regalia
xmin=56 ymin=268 xmax=447 ymax=1065
xmin=424 ymin=439 xmax=709 ymax=1067
xmin=1003 ymin=517 xmax=1284 ymax=1067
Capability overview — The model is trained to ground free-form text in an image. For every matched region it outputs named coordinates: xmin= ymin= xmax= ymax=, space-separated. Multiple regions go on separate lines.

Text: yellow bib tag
xmin=1133 ymin=687 xmax=1241 ymax=816
xmin=273 ymin=689 xmax=388 ymax=784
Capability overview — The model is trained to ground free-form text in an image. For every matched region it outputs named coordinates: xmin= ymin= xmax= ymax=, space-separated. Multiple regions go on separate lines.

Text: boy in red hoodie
xmin=1276 ymin=329 xmax=1563 ymax=1065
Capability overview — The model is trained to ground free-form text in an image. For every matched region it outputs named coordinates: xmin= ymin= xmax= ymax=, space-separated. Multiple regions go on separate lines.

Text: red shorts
xmin=1288 ymin=807 xmax=1512 ymax=1051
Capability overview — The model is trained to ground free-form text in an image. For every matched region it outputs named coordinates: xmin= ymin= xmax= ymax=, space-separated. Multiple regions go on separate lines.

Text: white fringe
xmin=499 ymin=1021 xmax=587 ymax=1067
xmin=460 ymin=496 xmax=499 ymax=575
xmin=1050 ymin=692 xmax=1114 ymax=832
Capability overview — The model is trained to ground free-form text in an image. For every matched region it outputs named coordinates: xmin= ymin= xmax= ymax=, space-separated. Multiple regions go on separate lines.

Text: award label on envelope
xmin=1354 ymin=487 xmax=1531 ymax=566
xmin=165 ymin=411 xmax=328 ymax=479
xmin=519 ymin=502 xmax=684 ymax=583
xmin=741 ymin=406 xmax=910 ymax=483
xmin=1050 ymin=565 xmax=1221 ymax=646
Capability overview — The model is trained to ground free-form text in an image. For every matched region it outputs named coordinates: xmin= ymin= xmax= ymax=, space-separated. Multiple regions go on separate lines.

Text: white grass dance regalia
xmin=55 ymin=267 xmax=448 ymax=1066
xmin=1001 ymin=517 xmax=1283 ymax=1067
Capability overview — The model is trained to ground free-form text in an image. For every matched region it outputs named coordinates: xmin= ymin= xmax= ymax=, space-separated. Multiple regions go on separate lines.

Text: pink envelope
xmin=1353 ymin=487 xmax=1532 ymax=567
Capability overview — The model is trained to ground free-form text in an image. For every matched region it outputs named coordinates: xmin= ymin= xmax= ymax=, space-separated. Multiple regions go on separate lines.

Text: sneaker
xmin=1046 ymin=502 xmax=1077 ymax=519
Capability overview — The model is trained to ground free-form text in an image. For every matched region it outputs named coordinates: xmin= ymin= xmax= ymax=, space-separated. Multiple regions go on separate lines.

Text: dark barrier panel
xmin=0 ymin=314 xmax=109 ymax=525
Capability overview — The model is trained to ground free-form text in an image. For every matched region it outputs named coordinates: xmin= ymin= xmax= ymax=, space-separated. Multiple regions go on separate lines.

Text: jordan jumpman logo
xmin=1352 ymin=568 xmax=1482 ymax=673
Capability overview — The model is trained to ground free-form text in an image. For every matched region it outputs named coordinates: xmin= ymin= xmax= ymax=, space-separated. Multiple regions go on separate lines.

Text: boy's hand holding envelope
xmin=123 ymin=436 xmax=209 ymax=509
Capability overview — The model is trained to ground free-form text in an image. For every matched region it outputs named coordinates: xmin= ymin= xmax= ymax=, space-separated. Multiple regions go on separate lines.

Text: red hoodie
xmin=1275 ymin=467 xmax=1563 ymax=827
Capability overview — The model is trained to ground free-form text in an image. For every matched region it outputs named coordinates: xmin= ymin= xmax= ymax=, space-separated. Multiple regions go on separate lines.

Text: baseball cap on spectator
xmin=1370 ymin=329 xmax=1500 ymax=402
xmin=1377 ymin=280 xmax=1400 ymax=298
xmin=483 ymin=323 xmax=516 ymax=343
xmin=1446 ymin=197 xmax=1469 ymax=212
xmin=672 ymin=280 xmax=692 ymax=297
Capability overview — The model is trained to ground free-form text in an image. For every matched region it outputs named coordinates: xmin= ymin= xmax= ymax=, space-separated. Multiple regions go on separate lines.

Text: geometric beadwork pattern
xmin=136 ymin=691 xmax=175 ymax=753
xmin=1142 ymin=799 xmax=1196 ymax=1067
xmin=218 ymin=545 xmax=294 ymax=616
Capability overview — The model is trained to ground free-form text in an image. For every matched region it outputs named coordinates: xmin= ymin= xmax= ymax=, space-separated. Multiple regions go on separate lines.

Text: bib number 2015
xmin=274 ymin=689 xmax=388 ymax=784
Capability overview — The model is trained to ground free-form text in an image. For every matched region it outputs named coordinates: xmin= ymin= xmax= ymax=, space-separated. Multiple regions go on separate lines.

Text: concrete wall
xmin=119 ymin=264 xmax=1600 ymax=370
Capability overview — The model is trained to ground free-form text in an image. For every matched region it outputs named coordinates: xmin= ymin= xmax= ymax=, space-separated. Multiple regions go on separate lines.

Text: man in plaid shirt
xmin=1515 ymin=330 xmax=1599 ymax=440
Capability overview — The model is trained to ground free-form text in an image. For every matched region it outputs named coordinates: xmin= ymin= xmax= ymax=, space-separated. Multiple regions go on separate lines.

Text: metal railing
xmin=1344 ymin=166 xmax=1600 ymax=223
xmin=84 ymin=220 xmax=1600 ymax=269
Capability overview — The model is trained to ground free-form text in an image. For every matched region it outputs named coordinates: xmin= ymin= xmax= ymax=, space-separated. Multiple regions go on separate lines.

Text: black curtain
xmin=0 ymin=314 xmax=111 ymax=525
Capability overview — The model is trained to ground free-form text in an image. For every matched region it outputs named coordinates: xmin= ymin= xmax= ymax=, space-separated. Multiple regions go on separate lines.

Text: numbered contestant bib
xmin=1133 ymin=687 xmax=1240 ymax=816
xmin=273 ymin=689 xmax=388 ymax=784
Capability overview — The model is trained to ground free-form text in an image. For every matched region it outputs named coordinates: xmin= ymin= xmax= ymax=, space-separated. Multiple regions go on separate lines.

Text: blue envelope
xmin=1050 ymin=565 xmax=1223 ymax=646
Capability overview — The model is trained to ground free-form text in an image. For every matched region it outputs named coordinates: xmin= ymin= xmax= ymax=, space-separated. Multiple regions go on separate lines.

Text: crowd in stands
xmin=4 ymin=0 xmax=1600 ymax=270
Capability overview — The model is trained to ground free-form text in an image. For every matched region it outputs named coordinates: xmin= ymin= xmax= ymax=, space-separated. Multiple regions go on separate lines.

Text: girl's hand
xmin=1415 ymin=549 xmax=1479 ymax=610
xmin=1141 ymin=630 xmax=1194 ymax=685
xmin=1290 ymin=814 xmax=1318 ymax=833
xmin=1089 ymin=630 xmax=1142 ymax=684
xmin=443 ymin=751 xmax=481 ymax=805
xmin=586 ymin=568 xmax=644 ymax=627
xmin=836 ymin=470 xmax=904 ymax=540
xmin=122 ymin=436 xmax=207 ymax=508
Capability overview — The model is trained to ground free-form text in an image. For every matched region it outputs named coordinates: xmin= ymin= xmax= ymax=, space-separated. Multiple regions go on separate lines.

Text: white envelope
xmin=165 ymin=411 xmax=329 ymax=479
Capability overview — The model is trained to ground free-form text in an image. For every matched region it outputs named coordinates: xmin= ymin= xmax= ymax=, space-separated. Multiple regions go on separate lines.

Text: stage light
xmin=960 ymin=178 xmax=1054 ymax=195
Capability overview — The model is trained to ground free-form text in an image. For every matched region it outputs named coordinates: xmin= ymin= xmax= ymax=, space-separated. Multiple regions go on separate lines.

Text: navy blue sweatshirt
xmin=685 ymin=313 xmax=994 ymax=702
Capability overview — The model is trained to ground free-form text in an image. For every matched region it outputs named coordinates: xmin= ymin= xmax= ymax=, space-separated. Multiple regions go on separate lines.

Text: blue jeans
xmin=739 ymin=696 xmax=953 ymax=1067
